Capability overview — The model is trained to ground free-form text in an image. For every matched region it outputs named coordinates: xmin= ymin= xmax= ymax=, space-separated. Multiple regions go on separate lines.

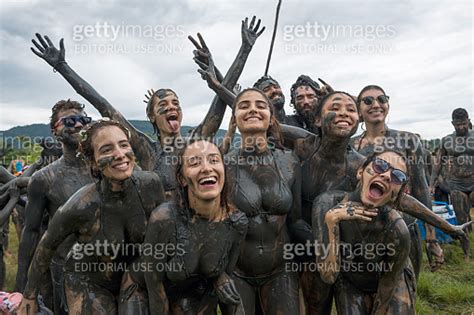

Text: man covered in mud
xmin=430 ymin=108 xmax=474 ymax=257
xmin=253 ymin=74 xmax=332 ymax=134
xmin=15 ymin=100 xmax=93 ymax=315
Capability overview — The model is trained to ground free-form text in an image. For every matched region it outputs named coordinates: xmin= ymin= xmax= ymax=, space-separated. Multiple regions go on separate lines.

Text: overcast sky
xmin=0 ymin=0 xmax=472 ymax=139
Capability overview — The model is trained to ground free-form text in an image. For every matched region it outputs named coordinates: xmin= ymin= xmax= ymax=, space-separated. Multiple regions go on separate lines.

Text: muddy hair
xmin=314 ymin=91 xmax=357 ymax=136
xmin=452 ymin=108 xmax=469 ymax=121
xmin=175 ymin=138 xmax=235 ymax=220
xmin=232 ymin=88 xmax=284 ymax=150
xmin=253 ymin=75 xmax=280 ymax=90
xmin=360 ymin=148 xmax=409 ymax=208
xmin=145 ymin=88 xmax=179 ymax=136
xmin=289 ymin=74 xmax=320 ymax=106
xmin=50 ymin=99 xmax=87 ymax=130
xmin=79 ymin=119 xmax=131 ymax=178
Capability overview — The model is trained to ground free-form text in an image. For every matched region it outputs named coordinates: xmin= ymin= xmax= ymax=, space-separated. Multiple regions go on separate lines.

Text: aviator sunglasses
xmin=360 ymin=95 xmax=390 ymax=106
xmin=371 ymin=158 xmax=407 ymax=185
xmin=54 ymin=115 xmax=92 ymax=128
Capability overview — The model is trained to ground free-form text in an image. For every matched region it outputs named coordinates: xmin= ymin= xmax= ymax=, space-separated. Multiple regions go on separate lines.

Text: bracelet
xmin=426 ymin=239 xmax=439 ymax=244
xmin=53 ymin=61 xmax=67 ymax=73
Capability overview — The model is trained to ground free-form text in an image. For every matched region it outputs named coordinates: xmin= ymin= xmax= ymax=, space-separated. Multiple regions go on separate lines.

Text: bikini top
xmin=165 ymin=205 xmax=248 ymax=292
xmin=227 ymin=148 xmax=293 ymax=218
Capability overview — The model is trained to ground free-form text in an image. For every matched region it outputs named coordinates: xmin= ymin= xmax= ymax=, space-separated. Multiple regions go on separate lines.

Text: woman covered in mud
xmin=17 ymin=120 xmax=165 ymax=314
xmin=351 ymin=85 xmax=444 ymax=275
xmin=199 ymin=84 xmax=309 ymax=314
xmin=144 ymin=139 xmax=248 ymax=314
xmin=30 ymin=18 xmax=264 ymax=197
xmin=313 ymin=149 xmax=415 ymax=315
xmin=278 ymin=91 xmax=469 ymax=314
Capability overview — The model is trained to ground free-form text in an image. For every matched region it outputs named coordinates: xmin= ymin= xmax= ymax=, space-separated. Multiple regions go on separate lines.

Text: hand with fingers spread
xmin=30 ymin=33 xmax=66 ymax=69
xmin=214 ymin=272 xmax=241 ymax=305
xmin=143 ymin=89 xmax=155 ymax=104
xmin=188 ymin=33 xmax=213 ymax=72
xmin=241 ymin=16 xmax=265 ymax=48
xmin=325 ymin=201 xmax=378 ymax=225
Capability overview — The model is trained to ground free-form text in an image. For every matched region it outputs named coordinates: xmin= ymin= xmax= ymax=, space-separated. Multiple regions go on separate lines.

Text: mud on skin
xmin=312 ymin=192 xmax=415 ymax=315
xmin=143 ymin=202 xmax=248 ymax=315
xmin=20 ymin=170 xmax=165 ymax=314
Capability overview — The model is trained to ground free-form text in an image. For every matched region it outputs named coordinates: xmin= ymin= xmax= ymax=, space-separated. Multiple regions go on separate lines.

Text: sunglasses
xmin=55 ymin=115 xmax=92 ymax=128
xmin=371 ymin=158 xmax=407 ymax=185
xmin=360 ymin=95 xmax=389 ymax=106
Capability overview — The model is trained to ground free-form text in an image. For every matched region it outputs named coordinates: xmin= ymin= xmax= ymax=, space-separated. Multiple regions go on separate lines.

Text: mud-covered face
xmin=150 ymin=92 xmax=182 ymax=136
xmin=92 ymin=126 xmax=135 ymax=181
xmin=452 ymin=118 xmax=470 ymax=136
xmin=317 ymin=93 xmax=359 ymax=138
xmin=180 ymin=140 xmax=225 ymax=202
xmin=294 ymin=85 xmax=317 ymax=117
xmin=359 ymin=88 xmax=389 ymax=124
xmin=234 ymin=90 xmax=271 ymax=134
xmin=53 ymin=108 xmax=88 ymax=146
xmin=358 ymin=151 xmax=407 ymax=208
xmin=261 ymin=83 xmax=285 ymax=109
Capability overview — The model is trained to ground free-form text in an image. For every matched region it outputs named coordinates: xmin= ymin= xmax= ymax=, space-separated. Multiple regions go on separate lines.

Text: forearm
xmin=0 ymin=195 xmax=19 ymax=226
xmin=15 ymin=228 xmax=40 ymax=291
xmin=399 ymin=193 xmax=458 ymax=235
xmin=320 ymin=220 xmax=340 ymax=284
xmin=22 ymin=241 xmax=56 ymax=299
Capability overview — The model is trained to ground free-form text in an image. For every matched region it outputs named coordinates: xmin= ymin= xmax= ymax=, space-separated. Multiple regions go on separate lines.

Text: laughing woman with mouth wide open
xmin=313 ymin=149 xmax=415 ymax=315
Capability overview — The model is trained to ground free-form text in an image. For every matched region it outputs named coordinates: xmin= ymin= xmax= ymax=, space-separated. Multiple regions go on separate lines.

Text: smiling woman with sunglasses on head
xmin=351 ymin=85 xmax=444 ymax=276
xmin=17 ymin=119 xmax=165 ymax=315
xmin=313 ymin=149 xmax=415 ymax=315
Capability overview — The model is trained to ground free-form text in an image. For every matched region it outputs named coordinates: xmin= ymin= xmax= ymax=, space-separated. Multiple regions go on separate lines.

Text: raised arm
xmin=31 ymin=34 xmax=154 ymax=169
xmin=189 ymin=17 xmax=265 ymax=139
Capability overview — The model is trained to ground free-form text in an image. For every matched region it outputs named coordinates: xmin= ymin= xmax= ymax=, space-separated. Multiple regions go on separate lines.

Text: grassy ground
xmin=3 ymin=211 xmax=474 ymax=314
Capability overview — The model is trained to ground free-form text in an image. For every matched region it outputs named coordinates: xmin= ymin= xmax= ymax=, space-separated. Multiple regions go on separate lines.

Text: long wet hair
xmin=79 ymin=119 xmax=132 ymax=179
xmin=175 ymin=138 xmax=235 ymax=220
xmin=145 ymin=88 xmax=179 ymax=136
xmin=359 ymin=148 xmax=408 ymax=207
xmin=232 ymin=88 xmax=284 ymax=149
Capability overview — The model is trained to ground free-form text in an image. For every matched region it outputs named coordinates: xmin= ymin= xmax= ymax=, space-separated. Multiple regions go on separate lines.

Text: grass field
xmin=3 ymin=212 xmax=474 ymax=314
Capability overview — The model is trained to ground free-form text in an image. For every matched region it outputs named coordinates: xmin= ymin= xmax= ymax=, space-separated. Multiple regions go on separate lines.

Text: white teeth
xmin=113 ymin=162 xmax=128 ymax=170
xmin=246 ymin=117 xmax=260 ymax=121
xmin=336 ymin=121 xmax=349 ymax=127
xmin=199 ymin=176 xmax=217 ymax=185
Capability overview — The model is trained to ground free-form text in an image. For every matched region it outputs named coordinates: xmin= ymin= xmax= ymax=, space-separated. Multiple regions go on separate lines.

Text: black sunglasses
xmin=371 ymin=158 xmax=407 ymax=185
xmin=55 ymin=115 xmax=92 ymax=128
xmin=360 ymin=95 xmax=389 ymax=106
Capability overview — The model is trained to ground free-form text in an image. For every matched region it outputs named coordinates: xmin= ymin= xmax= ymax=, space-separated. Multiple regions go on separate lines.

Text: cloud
xmin=0 ymin=0 xmax=472 ymax=140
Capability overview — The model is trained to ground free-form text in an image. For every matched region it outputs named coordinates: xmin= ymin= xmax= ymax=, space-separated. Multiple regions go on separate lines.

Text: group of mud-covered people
xmin=0 ymin=15 xmax=472 ymax=315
